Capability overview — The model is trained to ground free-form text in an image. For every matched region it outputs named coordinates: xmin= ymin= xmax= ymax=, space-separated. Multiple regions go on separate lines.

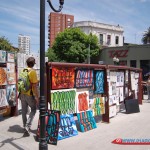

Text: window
xmin=99 ymin=34 xmax=103 ymax=45
xmin=130 ymin=60 xmax=136 ymax=68
xmin=115 ymin=36 xmax=119 ymax=45
xmin=107 ymin=35 xmax=111 ymax=45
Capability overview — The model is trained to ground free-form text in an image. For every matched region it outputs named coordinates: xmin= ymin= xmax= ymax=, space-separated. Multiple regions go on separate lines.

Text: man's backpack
xmin=18 ymin=69 xmax=32 ymax=93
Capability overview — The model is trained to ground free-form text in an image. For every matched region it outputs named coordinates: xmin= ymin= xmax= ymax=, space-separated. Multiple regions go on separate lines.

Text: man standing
xmin=19 ymin=57 xmax=39 ymax=136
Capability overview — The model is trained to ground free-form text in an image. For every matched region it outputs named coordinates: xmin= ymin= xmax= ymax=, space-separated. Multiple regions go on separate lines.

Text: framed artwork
xmin=52 ymin=67 xmax=75 ymax=89
xmin=0 ymin=50 xmax=6 ymax=63
xmin=17 ymin=53 xmax=25 ymax=68
xmin=7 ymin=73 xmax=16 ymax=84
xmin=6 ymin=85 xmax=16 ymax=106
xmin=0 ymin=88 xmax=8 ymax=107
xmin=94 ymin=70 xmax=104 ymax=94
xmin=75 ymin=69 xmax=93 ymax=88
xmin=0 ymin=67 xmax=7 ymax=85
xmin=7 ymin=52 xmax=15 ymax=62
xmin=7 ymin=63 xmax=15 ymax=73
xmin=109 ymin=105 xmax=117 ymax=118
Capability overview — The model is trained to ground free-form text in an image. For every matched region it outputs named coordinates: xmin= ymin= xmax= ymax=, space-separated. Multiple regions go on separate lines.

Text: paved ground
xmin=0 ymin=97 xmax=150 ymax=150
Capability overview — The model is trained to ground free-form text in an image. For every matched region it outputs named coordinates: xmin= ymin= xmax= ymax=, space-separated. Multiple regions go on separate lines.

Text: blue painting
xmin=94 ymin=71 xmax=104 ymax=94
xmin=58 ymin=114 xmax=78 ymax=140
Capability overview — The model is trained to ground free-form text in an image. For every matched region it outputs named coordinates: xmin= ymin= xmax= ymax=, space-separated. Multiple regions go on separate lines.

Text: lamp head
xmin=59 ymin=0 xmax=64 ymax=5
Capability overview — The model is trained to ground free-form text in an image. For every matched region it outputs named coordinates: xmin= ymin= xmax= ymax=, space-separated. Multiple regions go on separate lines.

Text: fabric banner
xmin=94 ymin=70 xmax=104 ymax=94
xmin=52 ymin=67 xmax=75 ymax=89
xmin=75 ymin=69 xmax=93 ymax=88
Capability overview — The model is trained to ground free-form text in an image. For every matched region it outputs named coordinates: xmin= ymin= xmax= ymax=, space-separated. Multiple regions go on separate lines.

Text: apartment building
xmin=18 ymin=34 xmax=30 ymax=54
xmin=73 ymin=21 xmax=124 ymax=47
xmin=48 ymin=12 xmax=74 ymax=47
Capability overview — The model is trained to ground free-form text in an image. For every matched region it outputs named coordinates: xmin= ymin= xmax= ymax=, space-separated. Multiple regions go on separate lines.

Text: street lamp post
xmin=113 ymin=56 xmax=119 ymax=65
xmin=39 ymin=0 xmax=64 ymax=150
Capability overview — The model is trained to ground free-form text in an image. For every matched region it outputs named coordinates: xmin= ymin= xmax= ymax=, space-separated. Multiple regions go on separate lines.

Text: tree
xmin=0 ymin=36 xmax=19 ymax=52
xmin=52 ymin=28 xmax=100 ymax=63
xmin=142 ymin=27 xmax=150 ymax=44
xmin=45 ymin=48 xmax=60 ymax=62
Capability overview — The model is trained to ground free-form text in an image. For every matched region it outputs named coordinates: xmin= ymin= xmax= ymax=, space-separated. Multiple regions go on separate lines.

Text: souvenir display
xmin=37 ymin=110 xmax=60 ymax=145
xmin=75 ymin=69 xmax=93 ymax=88
xmin=52 ymin=67 xmax=75 ymax=89
xmin=94 ymin=71 xmax=104 ymax=94
xmin=0 ymin=67 xmax=7 ymax=85
xmin=77 ymin=110 xmax=97 ymax=132
xmin=58 ymin=114 xmax=78 ymax=140
xmin=51 ymin=89 xmax=76 ymax=114
xmin=7 ymin=73 xmax=16 ymax=84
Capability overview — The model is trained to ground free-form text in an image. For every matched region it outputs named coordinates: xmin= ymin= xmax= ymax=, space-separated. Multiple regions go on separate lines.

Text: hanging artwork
xmin=0 ymin=67 xmax=7 ymax=85
xmin=77 ymin=110 xmax=97 ymax=132
xmin=52 ymin=67 xmax=75 ymax=89
xmin=0 ymin=50 xmax=6 ymax=63
xmin=94 ymin=70 xmax=104 ymax=94
xmin=119 ymin=86 xmax=124 ymax=102
xmin=6 ymin=85 xmax=16 ymax=106
xmin=17 ymin=53 xmax=25 ymax=68
xmin=109 ymin=105 xmax=117 ymax=118
xmin=37 ymin=110 xmax=60 ymax=145
xmin=51 ymin=89 xmax=76 ymax=114
xmin=0 ymin=88 xmax=8 ymax=107
xmin=76 ymin=89 xmax=89 ymax=113
xmin=7 ymin=52 xmax=15 ymax=62
xmin=58 ymin=114 xmax=78 ymax=140
xmin=75 ymin=69 xmax=93 ymax=88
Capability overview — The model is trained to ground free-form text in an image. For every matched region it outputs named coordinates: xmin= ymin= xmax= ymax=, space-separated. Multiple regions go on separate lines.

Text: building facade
xmin=73 ymin=21 xmax=124 ymax=47
xmin=99 ymin=45 xmax=150 ymax=79
xmin=48 ymin=12 xmax=74 ymax=47
xmin=18 ymin=34 xmax=30 ymax=54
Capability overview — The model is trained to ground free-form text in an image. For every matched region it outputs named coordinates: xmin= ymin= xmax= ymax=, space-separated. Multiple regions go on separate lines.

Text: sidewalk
xmin=0 ymin=98 xmax=150 ymax=150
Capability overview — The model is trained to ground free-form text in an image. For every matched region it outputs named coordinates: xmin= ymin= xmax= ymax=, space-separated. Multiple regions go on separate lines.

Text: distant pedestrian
xmin=19 ymin=57 xmax=39 ymax=136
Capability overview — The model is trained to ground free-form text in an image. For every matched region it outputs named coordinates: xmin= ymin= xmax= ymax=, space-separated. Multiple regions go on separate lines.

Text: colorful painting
xmin=76 ymin=89 xmax=89 ymax=113
xmin=51 ymin=89 xmax=76 ymax=114
xmin=0 ymin=88 xmax=8 ymax=107
xmin=58 ymin=114 xmax=78 ymax=140
xmin=77 ymin=110 xmax=97 ymax=132
xmin=52 ymin=67 xmax=75 ymax=89
xmin=7 ymin=73 xmax=16 ymax=84
xmin=6 ymin=85 xmax=16 ymax=106
xmin=0 ymin=50 xmax=6 ymax=63
xmin=75 ymin=69 xmax=93 ymax=88
xmin=7 ymin=52 xmax=15 ymax=62
xmin=94 ymin=71 xmax=104 ymax=94
xmin=37 ymin=110 xmax=60 ymax=145
xmin=0 ymin=67 xmax=7 ymax=85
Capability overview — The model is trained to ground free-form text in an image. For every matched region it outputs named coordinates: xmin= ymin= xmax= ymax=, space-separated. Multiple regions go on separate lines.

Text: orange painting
xmin=52 ymin=67 xmax=75 ymax=89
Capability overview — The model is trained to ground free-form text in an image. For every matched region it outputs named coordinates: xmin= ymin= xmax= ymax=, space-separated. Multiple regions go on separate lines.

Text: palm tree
xmin=142 ymin=27 xmax=150 ymax=44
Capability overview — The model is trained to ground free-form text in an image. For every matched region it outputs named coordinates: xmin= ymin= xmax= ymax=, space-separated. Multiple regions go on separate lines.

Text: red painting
xmin=52 ymin=67 xmax=75 ymax=89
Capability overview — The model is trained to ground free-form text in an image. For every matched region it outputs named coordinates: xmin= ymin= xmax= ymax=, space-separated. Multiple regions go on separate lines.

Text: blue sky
xmin=0 ymin=0 xmax=150 ymax=54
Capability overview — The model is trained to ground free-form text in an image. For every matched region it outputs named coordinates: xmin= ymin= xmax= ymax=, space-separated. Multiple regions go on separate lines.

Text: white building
xmin=73 ymin=21 xmax=124 ymax=47
xmin=18 ymin=34 xmax=31 ymax=54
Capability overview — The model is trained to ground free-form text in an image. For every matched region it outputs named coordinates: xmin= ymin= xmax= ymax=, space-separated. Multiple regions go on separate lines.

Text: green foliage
xmin=142 ymin=27 xmax=150 ymax=44
xmin=45 ymin=48 xmax=60 ymax=62
xmin=0 ymin=36 xmax=18 ymax=52
xmin=52 ymin=28 xmax=100 ymax=63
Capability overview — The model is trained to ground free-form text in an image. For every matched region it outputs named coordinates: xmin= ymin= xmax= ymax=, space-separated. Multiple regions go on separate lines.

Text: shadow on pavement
xmin=8 ymin=125 xmax=24 ymax=133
